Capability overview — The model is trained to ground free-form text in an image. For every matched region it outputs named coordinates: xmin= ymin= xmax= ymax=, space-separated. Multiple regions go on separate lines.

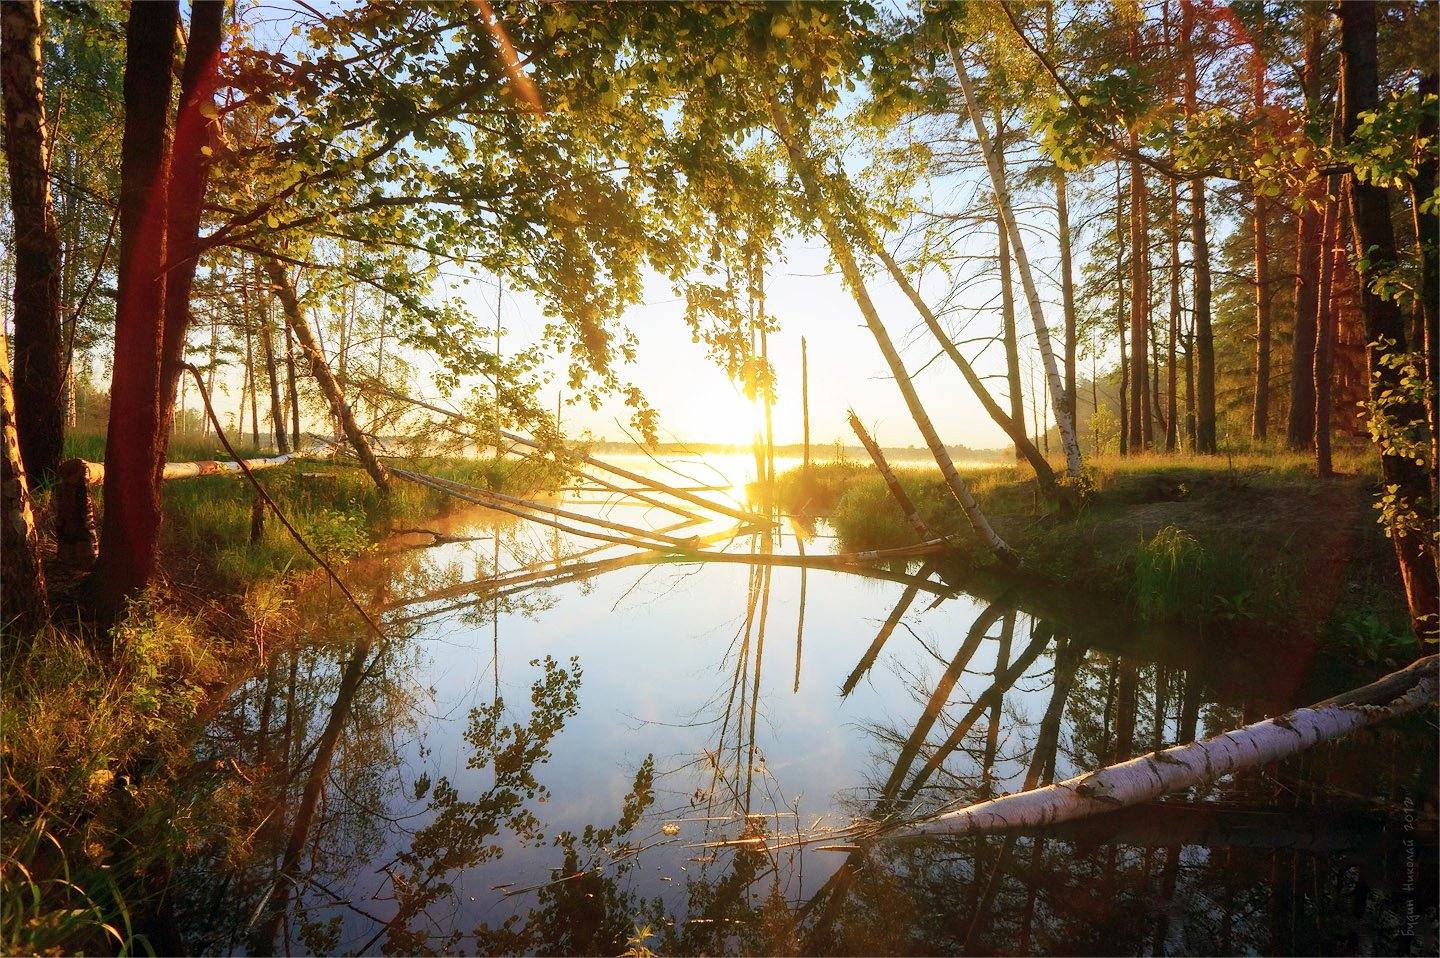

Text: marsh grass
xmin=66 ymin=426 xmax=561 ymax=587
xmin=774 ymin=444 xmax=1401 ymax=635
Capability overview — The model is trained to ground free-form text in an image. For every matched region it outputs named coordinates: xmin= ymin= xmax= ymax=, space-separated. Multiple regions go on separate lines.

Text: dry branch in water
xmin=889 ymin=655 xmax=1438 ymax=840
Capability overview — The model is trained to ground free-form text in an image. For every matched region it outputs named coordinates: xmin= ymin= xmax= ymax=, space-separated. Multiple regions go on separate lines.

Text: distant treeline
xmin=586 ymin=440 xmax=1010 ymax=463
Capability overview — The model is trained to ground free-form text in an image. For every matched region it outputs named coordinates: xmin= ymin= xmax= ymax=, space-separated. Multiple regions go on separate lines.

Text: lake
xmin=179 ymin=454 xmax=1437 ymax=956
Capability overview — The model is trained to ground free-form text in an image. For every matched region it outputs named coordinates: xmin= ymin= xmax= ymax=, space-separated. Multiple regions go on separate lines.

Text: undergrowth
xmin=773 ymin=445 xmax=1404 ymax=638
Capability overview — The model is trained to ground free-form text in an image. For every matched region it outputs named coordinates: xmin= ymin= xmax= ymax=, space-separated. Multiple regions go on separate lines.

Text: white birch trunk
xmin=950 ymin=44 xmax=1084 ymax=482
xmin=893 ymin=655 xmax=1437 ymax=839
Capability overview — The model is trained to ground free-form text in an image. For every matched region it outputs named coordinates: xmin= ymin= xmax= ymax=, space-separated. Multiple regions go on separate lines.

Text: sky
xmin=179 ymin=0 xmax=1087 ymax=454
xmin=453 ymin=204 xmax=1072 ymax=453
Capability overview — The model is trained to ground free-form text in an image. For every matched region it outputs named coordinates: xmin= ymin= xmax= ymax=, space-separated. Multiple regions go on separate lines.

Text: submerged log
xmin=892 ymin=655 xmax=1438 ymax=840
xmin=388 ymin=465 xmax=689 ymax=551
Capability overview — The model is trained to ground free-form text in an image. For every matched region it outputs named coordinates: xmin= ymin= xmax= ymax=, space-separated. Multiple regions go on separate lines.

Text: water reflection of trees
xmin=179 ymin=529 xmax=1433 ymax=956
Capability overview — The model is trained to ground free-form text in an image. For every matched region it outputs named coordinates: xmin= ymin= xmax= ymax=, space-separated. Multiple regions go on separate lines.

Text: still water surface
xmin=183 ymin=455 xmax=1437 ymax=955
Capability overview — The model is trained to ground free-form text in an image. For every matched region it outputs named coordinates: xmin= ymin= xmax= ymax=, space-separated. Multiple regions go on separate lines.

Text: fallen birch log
xmin=66 ymin=453 xmax=296 ymax=485
xmin=55 ymin=454 xmax=297 ymax=570
xmin=890 ymin=655 xmax=1438 ymax=840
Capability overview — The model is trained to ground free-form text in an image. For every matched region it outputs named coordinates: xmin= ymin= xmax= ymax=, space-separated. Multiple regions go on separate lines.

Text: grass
xmin=774 ymin=445 xmax=1409 ymax=641
xmin=58 ymin=430 xmax=562 ymax=588
xmin=3 ymin=434 xmax=567 ymax=953
xmin=1 ymin=597 xmax=227 ymax=955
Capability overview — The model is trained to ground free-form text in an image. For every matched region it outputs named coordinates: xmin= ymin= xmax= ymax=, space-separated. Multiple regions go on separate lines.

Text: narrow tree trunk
xmin=1251 ymin=48 xmax=1273 ymax=442
xmin=0 ymin=333 xmax=48 ymax=635
xmin=94 ymin=0 xmax=179 ymax=610
xmin=1128 ymin=127 xmax=1151 ymax=452
xmin=1338 ymin=1 xmax=1439 ymax=639
xmin=263 ymin=257 xmax=390 ymax=492
xmin=246 ymin=311 xmax=259 ymax=446
xmin=950 ymin=47 xmax=1084 ymax=480
xmin=849 ymin=410 xmax=935 ymax=543
xmin=156 ymin=0 xmax=224 ymax=464
xmin=1409 ymin=71 xmax=1438 ymax=503
xmin=1166 ymin=180 xmax=1181 ymax=451
xmin=997 ymin=176 xmax=1026 ymax=460
xmin=1287 ymin=26 xmax=1326 ymax=451
xmin=259 ymin=285 xmax=289 ymax=453
xmin=767 ymin=96 xmax=1019 ymax=566
xmin=1314 ymin=98 xmax=1345 ymax=478
xmin=1182 ymin=0 xmax=1217 ymax=453
xmin=862 ymin=238 xmax=1065 ymax=504
xmin=2 ymin=0 xmax=65 ymax=484
xmin=1116 ymin=162 xmax=1130 ymax=457
xmin=285 ymin=315 xmax=300 ymax=447
xmin=1057 ymin=170 xmax=1079 ymax=426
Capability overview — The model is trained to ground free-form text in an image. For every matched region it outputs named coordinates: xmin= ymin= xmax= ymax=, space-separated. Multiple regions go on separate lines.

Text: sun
xmin=682 ymin=385 xmax=761 ymax=448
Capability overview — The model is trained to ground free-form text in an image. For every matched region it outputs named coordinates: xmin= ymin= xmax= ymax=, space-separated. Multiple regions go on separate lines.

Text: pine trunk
xmin=1128 ymin=134 xmax=1150 ymax=452
xmin=155 ymin=0 xmax=225 ymax=466
xmin=1251 ymin=52 xmax=1273 ymax=442
xmin=1182 ymin=0 xmax=1218 ymax=453
xmin=94 ymin=0 xmax=179 ymax=610
xmin=1286 ymin=25 xmax=1326 ymax=451
xmin=2 ymin=0 xmax=65 ymax=484
xmin=0 ymin=333 xmax=49 ymax=635
xmin=1339 ymin=0 xmax=1439 ymax=640
xmin=1057 ymin=170 xmax=1079 ymax=425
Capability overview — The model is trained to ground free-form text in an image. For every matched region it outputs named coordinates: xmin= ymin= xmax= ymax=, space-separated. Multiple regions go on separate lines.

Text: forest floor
xmin=771 ymin=444 xmax=1415 ymax=658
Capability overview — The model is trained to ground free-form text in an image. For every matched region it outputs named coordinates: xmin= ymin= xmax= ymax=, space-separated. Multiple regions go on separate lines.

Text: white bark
xmin=74 ymin=453 xmax=295 ymax=485
xmin=766 ymin=94 xmax=1020 ymax=567
xmin=949 ymin=43 xmax=1084 ymax=482
xmin=893 ymin=655 xmax=1437 ymax=839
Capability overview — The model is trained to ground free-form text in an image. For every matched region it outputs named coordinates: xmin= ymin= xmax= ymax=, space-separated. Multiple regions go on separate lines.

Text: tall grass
xmin=2 ymin=597 xmax=226 ymax=956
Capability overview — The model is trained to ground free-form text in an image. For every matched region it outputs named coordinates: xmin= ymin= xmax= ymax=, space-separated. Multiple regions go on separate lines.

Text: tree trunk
xmin=93 ymin=0 xmax=179 ymax=610
xmin=155 ymin=0 xmax=225 ymax=466
xmin=1182 ymin=0 xmax=1218 ymax=454
xmin=1409 ymin=71 xmax=1438 ymax=503
xmin=259 ymin=284 xmax=289 ymax=454
xmin=1339 ymin=0 xmax=1439 ymax=640
xmin=285 ymin=316 xmax=301 ymax=447
xmin=849 ymin=410 xmax=935 ymax=543
xmin=1286 ymin=25 xmax=1326 ymax=451
xmin=1313 ymin=192 xmax=1340 ymax=477
xmin=263 ymin=256 xmax=390 ymax=492
xmin=996 ymin=136 xmax=1026 ymax=462
xmin=1116 ymin=162 xmax=1130 ymax=457
xmin=862 ymin=239 xmax=1065 ymax=504
xmin=950 ymin=47 xmax=1084 ymax=480
xmin=767 ymin=96 xmax=1019 ymax=566
xmin=1057 ymin=170 xmax=1079 ymax=426
xmin=1166 ymin=180 xmax=1181 ymax=451
xmin=1251 ymin=49 xmax=1273 ymax=442
xmin=2 ymin=0 xmax=65 ymax=485
xmin=1 ymin=333 xmax=49 ymax=636
xmin=1128 ymin=128 xmax=1151 ymax=452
